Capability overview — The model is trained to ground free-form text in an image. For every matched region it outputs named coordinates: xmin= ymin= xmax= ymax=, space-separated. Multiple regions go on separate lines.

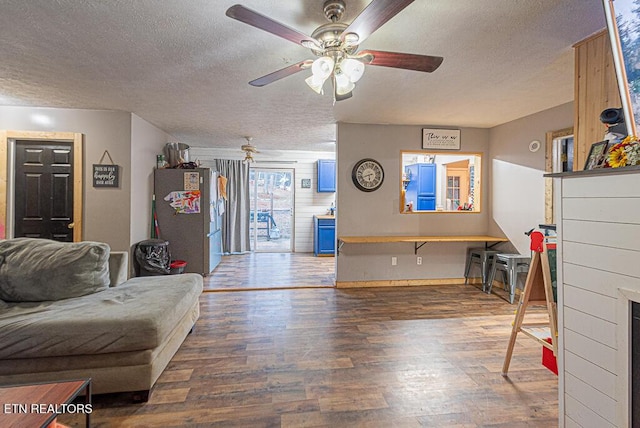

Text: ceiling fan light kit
xmin=241 ymin=137 xmax=258 ymax=163
xmin=226 ymin=0 xmax=443 ymax=102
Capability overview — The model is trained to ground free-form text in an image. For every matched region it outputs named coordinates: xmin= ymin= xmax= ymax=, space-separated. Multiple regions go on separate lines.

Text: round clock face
xmin=352 ymin=158 xmax=384 ymax=192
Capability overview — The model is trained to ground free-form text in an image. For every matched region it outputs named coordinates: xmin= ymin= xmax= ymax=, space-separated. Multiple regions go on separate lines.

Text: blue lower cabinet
xmin=314 ymin=216 xmax=335 ymax=256
xmin=417 ymin=196 xmax=436 ymax=211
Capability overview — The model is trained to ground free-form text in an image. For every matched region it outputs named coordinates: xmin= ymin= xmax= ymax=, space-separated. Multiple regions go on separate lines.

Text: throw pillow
xmin=0 ymin=238 xmax=110 ymax=302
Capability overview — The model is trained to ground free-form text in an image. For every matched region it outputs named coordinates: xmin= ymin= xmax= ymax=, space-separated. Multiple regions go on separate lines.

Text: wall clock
xmin=352 ymin=158 xmax=384 ymax=192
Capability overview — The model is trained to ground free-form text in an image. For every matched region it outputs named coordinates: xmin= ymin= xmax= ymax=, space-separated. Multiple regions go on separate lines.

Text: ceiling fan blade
xmin=356 ymin=50 xmax=443 ymax=73
xmin=249 ymin=60 xmax=313 ymax=87
xmin=340 ymin=0 xmax=415 ymax=45
xmin=226 ymin=5 xmax=321 ymax=49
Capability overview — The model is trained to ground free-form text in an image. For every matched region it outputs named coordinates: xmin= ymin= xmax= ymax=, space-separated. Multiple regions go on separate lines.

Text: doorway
xmin=14 ymin=140 xmax=75 ymax=241
xmin=445 ymin=159 xmax=470 ymax=210
xmin=249 ymin=167 xmax=294 ymax=252
xmin=545 ymin=127 xmax=573 ymax=224
xmin=0 ymin=130 xmax=83 ymax=241
xmin=552 ymin=135 xmax=574 ymax=173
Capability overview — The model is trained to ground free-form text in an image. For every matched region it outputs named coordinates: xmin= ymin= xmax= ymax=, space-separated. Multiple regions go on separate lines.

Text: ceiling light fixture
xmin=241 ymin=137 xmax=258 ymax=164
xmin=305 ymin=56 xmax=335 ymax=94
xmin=226 ymin=0 xmax=444 ymax=103
xmin=305 ymin=55 xmax=365 ymax=97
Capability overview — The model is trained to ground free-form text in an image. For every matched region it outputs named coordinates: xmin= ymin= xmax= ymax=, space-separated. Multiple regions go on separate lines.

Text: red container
xmin=542 ymin=337 xmax=558 ymax=375
xmin=169 ymin=260 xmax=187 ymax=274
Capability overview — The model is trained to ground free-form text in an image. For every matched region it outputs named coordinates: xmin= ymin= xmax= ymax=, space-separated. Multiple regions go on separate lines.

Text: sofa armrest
xmin=109 ymin=251 xmax=129 ymax=286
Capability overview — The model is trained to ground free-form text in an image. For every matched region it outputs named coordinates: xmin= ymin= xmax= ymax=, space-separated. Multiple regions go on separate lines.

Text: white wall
xmin=489 ymin=102 xmax=574 ymax=254
xmin=189 ymin=147 xmax=335 ymax=253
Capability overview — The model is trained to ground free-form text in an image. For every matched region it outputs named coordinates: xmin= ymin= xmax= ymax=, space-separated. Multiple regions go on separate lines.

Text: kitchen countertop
xmin=315 ymin=214 xmax=335 ymax=219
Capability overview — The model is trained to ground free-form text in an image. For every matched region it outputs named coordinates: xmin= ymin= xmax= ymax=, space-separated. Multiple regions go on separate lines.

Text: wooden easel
xmin=502 ymin=236 xmax=558 ymax=376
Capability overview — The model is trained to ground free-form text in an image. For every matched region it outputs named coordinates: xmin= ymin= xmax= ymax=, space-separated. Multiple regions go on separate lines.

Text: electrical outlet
xmin=391 ymin=257 xmax=397 ymax=266
xmin=417 ymin=256 xmax=422 ymax=265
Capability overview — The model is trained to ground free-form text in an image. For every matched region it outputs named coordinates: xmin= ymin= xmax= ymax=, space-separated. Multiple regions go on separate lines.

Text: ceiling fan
xmin=241 ymin=137 xmax=258 ymax=163
xmin=226 ymin=0 xmax=443 ymax=102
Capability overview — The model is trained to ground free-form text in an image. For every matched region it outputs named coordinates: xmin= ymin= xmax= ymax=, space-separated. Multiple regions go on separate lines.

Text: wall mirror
xmin=400 ymin=151 xmax=482 ymax=213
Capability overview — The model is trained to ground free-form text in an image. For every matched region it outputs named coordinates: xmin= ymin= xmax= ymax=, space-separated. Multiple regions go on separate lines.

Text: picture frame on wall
xmin=584 ymin=140 xmax=609 ymax=170
xmin=422 ymin=128 xmax=460 ymax=150
xmin=603 ymin=0 xmax=640 ymax=136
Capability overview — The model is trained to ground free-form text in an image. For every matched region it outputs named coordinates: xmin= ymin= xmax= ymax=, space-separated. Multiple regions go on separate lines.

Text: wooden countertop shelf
xmin=337 ymin=235 xmax=508 ymax=254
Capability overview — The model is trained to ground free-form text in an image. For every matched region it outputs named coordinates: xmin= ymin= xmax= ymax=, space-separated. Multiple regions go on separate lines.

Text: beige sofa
xmin=0 ymin=238 xmax=202 ymax=401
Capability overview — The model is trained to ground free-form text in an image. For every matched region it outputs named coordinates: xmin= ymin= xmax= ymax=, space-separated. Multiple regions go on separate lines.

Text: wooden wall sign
xmin=422 ymin=128 xmax=461 ymax=150
xmin=93 ymin=150 xmax=119 ymax=187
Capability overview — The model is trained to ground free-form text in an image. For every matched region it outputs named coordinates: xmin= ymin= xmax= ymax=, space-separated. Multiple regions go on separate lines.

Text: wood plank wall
xmin=557 ymin=172 xmax=640 ymax=427
xmin=189 ymin=147 xmax=335 ymax=253
xmin=573 ymin=30 xmax=622 ymax=170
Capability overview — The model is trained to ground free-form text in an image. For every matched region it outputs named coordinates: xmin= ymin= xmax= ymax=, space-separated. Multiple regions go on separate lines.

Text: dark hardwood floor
xmin=60 ymin=256 xmax=557 ymax=427
xmin=203 ymin=253 xmax=336 ymax=291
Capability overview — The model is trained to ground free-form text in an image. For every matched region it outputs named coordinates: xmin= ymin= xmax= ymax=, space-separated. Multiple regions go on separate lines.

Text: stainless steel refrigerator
xmin=154 ymin=167 xmax=222 ymax=275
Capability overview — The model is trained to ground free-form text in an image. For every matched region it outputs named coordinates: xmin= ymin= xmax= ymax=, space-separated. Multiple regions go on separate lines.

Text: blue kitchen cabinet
xmin=314 ymin=216 xmax=335 ymax=256
xmin=404 ymin=163 xmax=436 ymax=211
xmin=317 ymin=159 xmax=336 ymax=192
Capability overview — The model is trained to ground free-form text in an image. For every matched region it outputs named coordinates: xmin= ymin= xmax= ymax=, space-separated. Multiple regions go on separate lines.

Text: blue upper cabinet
xmin=405 ymin=163 xmax=436 ymax=211
xmin=417 ymin=164 xmax=436 ymax=197
xmin=317 ymin=159 xmax=336 ymax=192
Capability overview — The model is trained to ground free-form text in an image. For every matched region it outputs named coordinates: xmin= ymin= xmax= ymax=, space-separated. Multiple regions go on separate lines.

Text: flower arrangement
xmin=607 ymin=135 xmax=640 ymax=168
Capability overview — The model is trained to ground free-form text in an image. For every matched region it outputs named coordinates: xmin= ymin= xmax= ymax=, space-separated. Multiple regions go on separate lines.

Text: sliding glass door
xmin=249 ymin=168 xmax=294 ymax=252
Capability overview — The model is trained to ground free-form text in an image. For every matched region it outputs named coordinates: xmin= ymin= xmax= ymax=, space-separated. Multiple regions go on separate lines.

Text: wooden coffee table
xmin=0 ymin=379 xmax=91 ymax=428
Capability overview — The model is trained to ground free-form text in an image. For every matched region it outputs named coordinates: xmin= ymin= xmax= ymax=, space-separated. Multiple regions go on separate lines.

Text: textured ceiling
xmin=0 ymin=1 xmax=606 ymax=152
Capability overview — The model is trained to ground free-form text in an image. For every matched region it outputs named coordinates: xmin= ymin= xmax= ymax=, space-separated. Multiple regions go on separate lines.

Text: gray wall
xmin=0 ymin=106 xmax=171 ymax=252
xmin=488 ymin=101 xmax=574 ymax=253
xmin=130 ymin=114 xmax=172 ymax=247
xmin=336 ymin=123 xmax=490 ymax=282
xmin=336 ymin=103 xmax=574 ymax=283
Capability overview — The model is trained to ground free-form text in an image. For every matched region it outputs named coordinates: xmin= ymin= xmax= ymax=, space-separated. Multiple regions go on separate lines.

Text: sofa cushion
xmin=0 ymin=273 xmax=203 ymax=359
xmin=0 ymin=238 xmax=110 ymax=302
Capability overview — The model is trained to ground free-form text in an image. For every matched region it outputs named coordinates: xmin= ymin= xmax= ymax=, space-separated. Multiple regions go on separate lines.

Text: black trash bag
xmin=135 ymin=239 xmax=170 ymax=276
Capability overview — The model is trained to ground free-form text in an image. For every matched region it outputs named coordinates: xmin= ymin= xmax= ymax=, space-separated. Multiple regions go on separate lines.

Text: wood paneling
xmin=564 ymin=306 xmax=616 ymax=349
xmin=565 ymin=373 xmax=617 ymax=423
xmin=562 ymin=171 xmax=640 ymax=197
xmin=573 ymin=30 xmax=622 ymax=170
xmin=565 ymin=389 xmax=616 ymax=428
xmin=555 ymin=171 xmax=640 ymax=427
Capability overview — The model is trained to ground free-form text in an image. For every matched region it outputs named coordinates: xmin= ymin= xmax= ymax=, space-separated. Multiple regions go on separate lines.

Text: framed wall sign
xmin=93 ymin=164 xmax=119 ymax=187
xmin=301 ymin=178 xmax=311 ymax=188
xmin=422 ymin=128 xmax=461 ymax=150
xmin=93 ymin=150 xmax=120 ymax=187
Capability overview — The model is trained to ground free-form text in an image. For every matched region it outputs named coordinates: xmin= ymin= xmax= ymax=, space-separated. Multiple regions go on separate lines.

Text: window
xmin=400 ymin=151 xmax=482 ymax=213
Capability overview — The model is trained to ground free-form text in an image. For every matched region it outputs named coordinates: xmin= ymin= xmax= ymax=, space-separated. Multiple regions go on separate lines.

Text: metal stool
xmin=464 ymin=248 xmax=500 ymax=288
xmin=486 ymin=253 xmax=531 ymax=303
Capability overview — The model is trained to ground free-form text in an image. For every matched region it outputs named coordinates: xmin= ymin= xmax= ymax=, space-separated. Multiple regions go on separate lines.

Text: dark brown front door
xmin=14 ymin=140 xmax=74 ymax=241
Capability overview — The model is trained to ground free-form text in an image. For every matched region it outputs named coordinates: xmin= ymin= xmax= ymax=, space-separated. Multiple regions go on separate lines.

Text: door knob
xmin=67 ymin=222 xmax=75 ymax=229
